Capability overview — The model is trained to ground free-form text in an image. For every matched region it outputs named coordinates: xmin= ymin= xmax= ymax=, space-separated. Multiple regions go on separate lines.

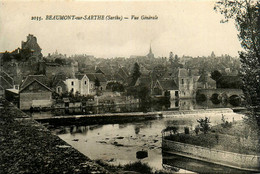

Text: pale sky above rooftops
xmin=0 ymin=0 xmax=241 ymax=58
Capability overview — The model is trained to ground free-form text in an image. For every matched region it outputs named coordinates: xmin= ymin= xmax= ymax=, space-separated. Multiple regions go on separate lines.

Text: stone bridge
xmin=197 ymin=88 xmax=243 ymax=100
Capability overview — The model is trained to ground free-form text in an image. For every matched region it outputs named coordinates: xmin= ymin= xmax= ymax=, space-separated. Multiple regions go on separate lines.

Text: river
xmin=50 ymin=109 xmax=246 ymax=173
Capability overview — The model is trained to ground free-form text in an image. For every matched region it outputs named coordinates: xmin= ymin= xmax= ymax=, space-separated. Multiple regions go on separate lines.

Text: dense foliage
xmin=215 ymin=0 xmax=260 ymax=138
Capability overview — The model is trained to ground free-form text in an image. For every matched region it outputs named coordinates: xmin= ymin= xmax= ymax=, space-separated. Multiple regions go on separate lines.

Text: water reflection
xmin=28 ymin=99 xmax=241 ymax=117
xmin=162 ymin=153 xmax=248 ymax=174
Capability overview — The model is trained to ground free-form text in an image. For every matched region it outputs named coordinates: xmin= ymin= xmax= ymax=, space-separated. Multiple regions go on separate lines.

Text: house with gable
xmin=85 ymin=73 xmax=107 ymax=95
xmin=75 ymin=74 xmax=90 ymax=95
xmin=175 ymin=68 xmax=197 ymax=99
xmin=152 ymin=79 xmax=179 ymax=99
xmin=19 ymin=75 xmax=53 ymax=110
xmin=51 ymin=73 xmax=67 ymax=95
xmin=63 ymin=74 xmax=90 ymax=96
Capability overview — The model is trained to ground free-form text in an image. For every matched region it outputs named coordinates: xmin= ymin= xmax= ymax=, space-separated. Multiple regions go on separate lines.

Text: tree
xmin=197 ymin=117 xmax=211 ymax=134
xmin=132 ymin=62 xmax=141 ymax=83
xmin=215 ymin=0 xmax=260 ymax=142
xmin=211 ymin=70 xmax=222 ymax=82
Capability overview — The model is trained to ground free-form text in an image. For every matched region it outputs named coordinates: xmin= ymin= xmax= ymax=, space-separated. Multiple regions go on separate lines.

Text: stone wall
xmin=162 ymin=139 xmax=260 ymax=171
xmin=20 ymin=92 xmax=52 ymax=110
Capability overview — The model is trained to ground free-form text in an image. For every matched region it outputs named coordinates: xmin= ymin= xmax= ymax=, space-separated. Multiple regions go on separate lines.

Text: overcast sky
xmin=0 ymin=0 xmax=242 ymax=58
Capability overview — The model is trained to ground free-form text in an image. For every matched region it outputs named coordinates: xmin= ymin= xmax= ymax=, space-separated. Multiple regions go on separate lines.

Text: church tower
xmin=147 ymin=44 xmax=155 ymax=59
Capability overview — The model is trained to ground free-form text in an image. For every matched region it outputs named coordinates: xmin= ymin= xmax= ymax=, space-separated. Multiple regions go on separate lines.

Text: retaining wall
xmin=162 ymin=139 xmax=260 ymax=172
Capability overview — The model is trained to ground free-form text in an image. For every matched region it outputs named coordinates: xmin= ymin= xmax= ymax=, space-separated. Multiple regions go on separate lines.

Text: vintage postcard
xmin=1 ymin=0 xmax=259 ymax=173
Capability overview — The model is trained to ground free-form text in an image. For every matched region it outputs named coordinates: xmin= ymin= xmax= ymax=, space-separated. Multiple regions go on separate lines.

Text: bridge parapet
xmin=197 ymin=89 xmax=243 ymax=99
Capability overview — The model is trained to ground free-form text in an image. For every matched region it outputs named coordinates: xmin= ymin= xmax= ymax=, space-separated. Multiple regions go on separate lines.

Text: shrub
xmin=221 ymin=115 xmax=232 ymax=128
xmin=124 ymin=161 xmax=152 ymax=174
xmin=197 ymin=117 xmax=211 ymax=134
xmin=184 ymin=127 xmax=189 ymax=134
xmin=164 ymin=126 xmax=179 ymax=135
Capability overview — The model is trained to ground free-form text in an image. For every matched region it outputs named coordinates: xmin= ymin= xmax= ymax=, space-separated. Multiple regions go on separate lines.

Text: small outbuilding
xmin=19 ymin=75 xmax=53 ymax=110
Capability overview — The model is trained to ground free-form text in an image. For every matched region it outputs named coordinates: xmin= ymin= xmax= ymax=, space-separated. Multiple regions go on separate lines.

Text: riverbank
xmin=0 ymin=99 xmax=109 ymax=173
xmin=162 ymin=120 xmax=260 ymax=172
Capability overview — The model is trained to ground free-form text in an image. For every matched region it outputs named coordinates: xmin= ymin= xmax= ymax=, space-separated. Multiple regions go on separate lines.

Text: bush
xmin=197 ymin=117 xmax=211 ymax=134
xmin=195 ymin=126 xmax=200 ymax=135
xmin=221 ymin=115 xmax=232 ymax=128
xmin=124 ymin=161 xmax=152 ymax=174
xmin=164 ymin=126 xmax=179 ymax=134
xmin=184 ymin=127 xmax=189 ymax=134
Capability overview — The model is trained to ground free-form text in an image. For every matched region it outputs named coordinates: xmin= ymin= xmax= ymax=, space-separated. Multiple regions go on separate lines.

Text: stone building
xmin=85 ymin=73 xmax=107 ymax=95
xmin=21 ymin=34 xmax=42 ymax=60
xmin=152 ymin=79 xmax=179 ymax=99
xmin=64 ymin=74 xmax=90 ymax=95
xmin=19 ymin=75 xmax=52 ymax=110
xmin=175 ymin=68 xmax=197 ymax=99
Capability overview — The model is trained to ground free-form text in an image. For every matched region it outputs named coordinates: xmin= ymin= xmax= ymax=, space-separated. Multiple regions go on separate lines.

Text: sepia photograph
xmin=0 ymin=0 xmax=259 ymax=173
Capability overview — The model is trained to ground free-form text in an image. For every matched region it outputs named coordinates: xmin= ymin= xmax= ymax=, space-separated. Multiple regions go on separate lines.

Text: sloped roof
xmin=158 ymin=80 xmax=178 ymax=90
xmin=95 ymin=73 xmax=107 ymax=82
xmin=0 ymin=71 xmax=13 ymax=86
xmin=21 ymin=75 xmax=48 ymax=89
xmin=135 ymin=75 xmax=153 ymax=88
xmin=75 ymin=74 xmax=85 ymax=80
xmin=96 ymin=67 xmax=112 ymax=75
xmin=52 ymin=73 xmax=67 ymax=87
xmin=85 ymin=73 xmax=96 ymax=81
xmin=20 ymin=79 xmax=52 ymax=93
xmin=117 ymin=68 xmax=129 ymax=80
xmin=85 ymin=73 xmax=107 ymax=82
xmin=198 ymin=74 xmax=215 ymax=83
xmin=114 ymin=73 xmax=125 ymax=82
xmin=105 ymin=74 xmax=113 ymax=81
xmin=0 ymin=76 xmax=13 ymax=89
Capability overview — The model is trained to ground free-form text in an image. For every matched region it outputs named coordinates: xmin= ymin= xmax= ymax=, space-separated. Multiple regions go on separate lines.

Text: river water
xmin=51 ymin=110 xmax=245 ymax=173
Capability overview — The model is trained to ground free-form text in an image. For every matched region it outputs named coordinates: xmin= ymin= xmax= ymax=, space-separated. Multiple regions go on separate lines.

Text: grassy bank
xmin=164 ymin=121 xmax=259 ymax=155
xmin=0 ymin=99 xmax=108 ymax=173
xmin=95 ymin=160 xmax=173 ymax=174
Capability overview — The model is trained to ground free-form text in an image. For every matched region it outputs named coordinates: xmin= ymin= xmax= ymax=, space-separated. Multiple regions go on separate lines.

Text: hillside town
xmin=0 ymin=34 xmax=243 ymax=113
xmin=1 ymin=0 xmax=260 ymax=173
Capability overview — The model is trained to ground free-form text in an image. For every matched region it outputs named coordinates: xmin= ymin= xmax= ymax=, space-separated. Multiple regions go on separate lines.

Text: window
xmin=71 ymin=81 xmax=74 ymax=86
xmin=85 ymin=81 xmax=87 ymax=85
xmin=181 ymin=79 xmax=184 ymax=85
